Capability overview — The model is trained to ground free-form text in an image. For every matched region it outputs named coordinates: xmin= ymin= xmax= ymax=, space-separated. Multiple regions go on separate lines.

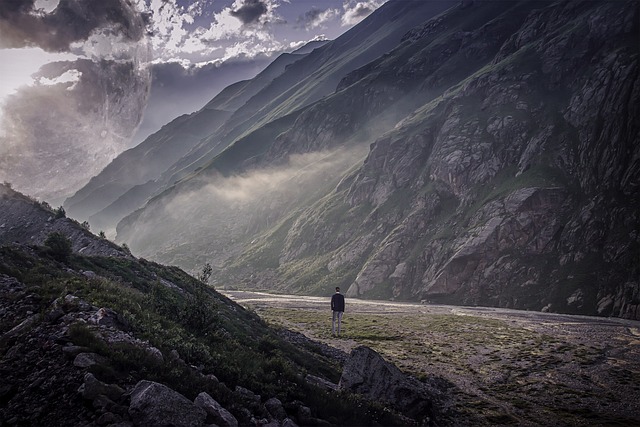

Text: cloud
xmin=0 ymin=58 xmax=150 ymax=202
xmin=230 ymin=0 xmax=268 ymax=25
xmin=0 ymin=0 xmax=151 ymax=202
xmin=297 ymin=7 xmax=339 ymax=30
xmin=341 ymin=0 xmax=385 ymax=26
xmin=0 ymin=0 xmax=146 ymax=52
xmin=121 ymin=144 xmax=369 ymax=267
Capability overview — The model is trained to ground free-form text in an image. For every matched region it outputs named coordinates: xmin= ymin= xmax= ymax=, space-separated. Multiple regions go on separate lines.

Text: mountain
xmin=1 ymin=183 xmax=449 ymax=426
xmin=131 ymin=57 xmax=275 ymax=146
xmin=112 ymin=0 xmax=637 ymax=320
xmin=64 ymin=41 xmax=333 ymax=233
xmin=64 ymin=1 xmax=452 ymax=233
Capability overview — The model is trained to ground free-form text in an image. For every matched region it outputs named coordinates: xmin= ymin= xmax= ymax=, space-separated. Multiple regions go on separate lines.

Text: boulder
xmin=78 ymin=373 xmax=125 ymax=401
xmin=73 ymin=352 xmax=107 ymax=369
xmin=128 ymin=380 xmax=206 ymax=427
xmin=89 ymin=307 xmax=131 ymax=331
xmin=339 ymin=346 xmax=437 ymax=421
xmin=264 ymin=397 xmax=287 ymax=421
xmin=194 ymin=392 xmax=238 ymax=427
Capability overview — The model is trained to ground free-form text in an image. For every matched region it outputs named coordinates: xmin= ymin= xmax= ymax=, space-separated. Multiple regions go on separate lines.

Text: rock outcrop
xmin=340 ymin=346 xmax=450 ymax=424
xmin=128 ymin=380 xmax=207 ymax=427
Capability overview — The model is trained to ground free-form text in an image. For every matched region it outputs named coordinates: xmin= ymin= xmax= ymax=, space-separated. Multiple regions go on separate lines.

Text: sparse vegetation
xmin=197 ymin=262 xmax=213 ymax=284
xmin=0 ymin=245 xmax=412 ymax=425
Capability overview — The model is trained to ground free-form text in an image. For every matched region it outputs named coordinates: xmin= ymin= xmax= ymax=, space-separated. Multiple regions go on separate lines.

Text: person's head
xmin=335 ymin=287 xmax=340 ymax=293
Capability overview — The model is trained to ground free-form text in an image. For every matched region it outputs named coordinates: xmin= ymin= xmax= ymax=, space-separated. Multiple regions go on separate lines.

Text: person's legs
xmin=332 ymin=311 xmax=338 ymax=335
xmin=336 ymin=311 xmax=343 ymax=336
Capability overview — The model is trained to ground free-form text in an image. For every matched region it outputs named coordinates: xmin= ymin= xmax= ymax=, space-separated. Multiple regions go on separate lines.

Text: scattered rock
xmin=264 ymin=397 xmax=287 ymax=421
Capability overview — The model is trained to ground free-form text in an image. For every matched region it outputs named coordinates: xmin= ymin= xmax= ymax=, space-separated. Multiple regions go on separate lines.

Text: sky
xmin=0 ymin=0 xmax=387 ymax=103
xmin=0 ymin=0 xmax=387 ymax=203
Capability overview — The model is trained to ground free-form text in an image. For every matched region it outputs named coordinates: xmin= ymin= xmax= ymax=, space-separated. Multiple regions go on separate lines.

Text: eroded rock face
xmin=128 ymin=380 xmax=206 ymax=427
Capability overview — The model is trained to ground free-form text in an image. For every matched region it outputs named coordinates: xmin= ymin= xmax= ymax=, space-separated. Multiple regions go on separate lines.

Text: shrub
xmin=197 ymin=263 xmax=213 ymax=284
xmin=44 ymin=232 xmax=73 ymax=261
xmin=54 ymin=206 xmax=66 ymax=219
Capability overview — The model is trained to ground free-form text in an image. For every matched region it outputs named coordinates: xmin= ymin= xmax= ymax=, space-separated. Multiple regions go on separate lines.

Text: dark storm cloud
xmin=0 ymin=0 xmax=145 ymax=52
xmin=230 ymin=0 xmax=268 ymax=25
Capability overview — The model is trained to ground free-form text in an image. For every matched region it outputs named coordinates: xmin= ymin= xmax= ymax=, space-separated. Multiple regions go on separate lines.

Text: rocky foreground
xmin=0 ymin=268 xmax=457 ymax=426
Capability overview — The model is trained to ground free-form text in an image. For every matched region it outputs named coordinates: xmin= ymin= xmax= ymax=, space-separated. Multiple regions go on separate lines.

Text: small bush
xmin=44 ymin=232 xmax=72 ymax=261
xmin=54 ymin=206 xmax=66 ymax=219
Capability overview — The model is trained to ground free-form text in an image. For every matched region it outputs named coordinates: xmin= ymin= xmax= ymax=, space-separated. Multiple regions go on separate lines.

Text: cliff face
xmin=116 ymin=0 xmax=639 ymax=319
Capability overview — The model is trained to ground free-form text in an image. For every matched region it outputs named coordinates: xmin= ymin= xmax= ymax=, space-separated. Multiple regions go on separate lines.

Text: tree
xmin=81 ymin=221 xmax=90 ymax=230
xmin=98 ymin=231 xmax=106 ymax=239
xmin=44 ymin=232 xmax=73 ymax=261
xmin=198 ymin=263 xmax=213 ymax=284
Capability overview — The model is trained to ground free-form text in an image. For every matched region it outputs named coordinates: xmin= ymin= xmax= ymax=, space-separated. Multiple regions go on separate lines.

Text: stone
xmin=305 ymin=375 xmax=338 ymax=392
xmin=339 ymin=346 xmax=438 ymax=420
xmin=264 ymin=397 xmax=287 ymax=421
xmin=78 ymin=373 xmax=125 ymax=402
xmin=89 ymin=308 xmax=130 ymax=331
xmin=96 ymin=412 xmax=121 ymax=426
xmin=73 ymin=352 xmax=107 ymax=369
xmin=234 ymin=386 xmax=260 ymax=406
xmin=282 ymin=419 xmax=299 ymax=427
xmin=194 ymin=392 xmax=238 ymax=427
xmin=128 ymin=380 xmax=206 ymax=427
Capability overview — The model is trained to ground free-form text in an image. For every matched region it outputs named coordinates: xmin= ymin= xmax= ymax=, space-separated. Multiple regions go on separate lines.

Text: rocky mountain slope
xmin=1 ymin=184 xmax=452 ymax=426
xmin=64 ymin=2 xmax=454 ymax=235
xmin=114 ymin=0 xmax=638 ymax=320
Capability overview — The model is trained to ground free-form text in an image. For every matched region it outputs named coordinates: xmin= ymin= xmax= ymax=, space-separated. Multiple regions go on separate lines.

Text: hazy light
xmin=0 ymin=48 xmax=76 ymax=100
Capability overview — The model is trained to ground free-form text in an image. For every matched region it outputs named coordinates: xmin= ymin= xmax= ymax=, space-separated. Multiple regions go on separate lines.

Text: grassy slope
xmin=0 ymin=244 xmax=408 ymax=426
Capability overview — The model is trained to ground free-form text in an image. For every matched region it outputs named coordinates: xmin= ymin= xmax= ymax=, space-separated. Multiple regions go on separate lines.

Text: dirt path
xmin=223 ymin=291 xmax=640 ymax=426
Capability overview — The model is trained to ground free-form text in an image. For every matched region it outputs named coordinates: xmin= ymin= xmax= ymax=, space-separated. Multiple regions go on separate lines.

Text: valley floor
xmin=223 ymin=291 xmax=640 ymax=426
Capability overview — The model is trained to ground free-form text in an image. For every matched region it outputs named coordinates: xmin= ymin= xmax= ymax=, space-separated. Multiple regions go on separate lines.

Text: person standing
xmin=331 ymin=287 xmax=345 ymax=337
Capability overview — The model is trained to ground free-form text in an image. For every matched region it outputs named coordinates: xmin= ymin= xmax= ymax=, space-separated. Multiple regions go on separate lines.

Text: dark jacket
xmin=331 ymin=293 xmax=345 ymax=312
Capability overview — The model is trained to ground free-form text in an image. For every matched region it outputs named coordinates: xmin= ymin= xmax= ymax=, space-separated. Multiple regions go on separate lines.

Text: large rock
xmin=194 ymin=392 xmax=238 ymax=427
xmin=339 ymin=346 xmax=439 ymax=422
xmin=128 ymin=380 xmax=206 ymax=427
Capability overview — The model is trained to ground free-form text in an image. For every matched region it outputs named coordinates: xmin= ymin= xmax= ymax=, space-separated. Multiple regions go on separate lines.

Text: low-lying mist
xmin=118 ymin=144 xmax=369 ymax=274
